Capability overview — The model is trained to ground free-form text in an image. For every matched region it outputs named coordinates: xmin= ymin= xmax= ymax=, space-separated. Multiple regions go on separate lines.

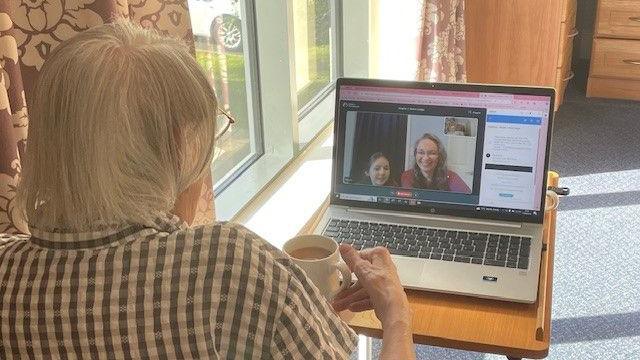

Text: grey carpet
xmin=368 ymin=65 xmax=640 ymax=359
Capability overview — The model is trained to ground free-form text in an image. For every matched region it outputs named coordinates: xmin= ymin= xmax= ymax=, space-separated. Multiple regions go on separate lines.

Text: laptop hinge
xmin=345 ymin=207 xmax=523 ymax=229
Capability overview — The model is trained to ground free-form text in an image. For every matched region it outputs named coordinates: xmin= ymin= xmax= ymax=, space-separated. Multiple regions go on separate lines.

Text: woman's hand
xmin=333 ymin=244 xmax=416 ymax=359
xmin=332 ymin=279 xmax=373 ymax=312
xmin=332 ymin=245 xmax=411 ymax=327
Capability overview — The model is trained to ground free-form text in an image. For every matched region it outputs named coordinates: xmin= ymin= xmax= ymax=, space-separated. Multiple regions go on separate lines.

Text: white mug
xmin=545 ymin=190 xmax=560 ymax=212
xmin=283 ymin=234 xmax=352 ymax=300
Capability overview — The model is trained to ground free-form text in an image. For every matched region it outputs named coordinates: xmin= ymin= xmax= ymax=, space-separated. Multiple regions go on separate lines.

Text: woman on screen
xmin=364 ymin=152 xmax=398 ymax=187
xmin=400 ymin=133 xmax=471 ymax=193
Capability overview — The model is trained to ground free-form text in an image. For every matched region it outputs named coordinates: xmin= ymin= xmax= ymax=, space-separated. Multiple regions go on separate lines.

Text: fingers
xmin=333 ymin=281 xmax=363 ymax=302
xmin=331 ymin=286 xmax=369 ymax=312
xmin=332 ymin=293 xmax=370 ymax=312
xmin=359 ymin=246 xmax=392 ymax=265
xmin=348 ymin=299 xmax=374 ymax=312
xmin=339 ymin=244 xmax=371 ymax=274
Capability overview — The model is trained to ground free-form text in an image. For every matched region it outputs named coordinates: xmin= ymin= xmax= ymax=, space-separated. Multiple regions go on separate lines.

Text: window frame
xmin=212 ymin=0 xmax=264 ymax=195
xmin=297 ymin=0 xmax=343 ymax=119
xmin=214 ymin=0 xmax=371 ymax=221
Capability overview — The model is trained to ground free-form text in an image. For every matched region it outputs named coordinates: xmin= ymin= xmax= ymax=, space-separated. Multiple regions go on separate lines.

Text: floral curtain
xmin=416 ymin=0 xmax=466 ymax=82
xmin=0 ymin=0 xmax=215 ymax=234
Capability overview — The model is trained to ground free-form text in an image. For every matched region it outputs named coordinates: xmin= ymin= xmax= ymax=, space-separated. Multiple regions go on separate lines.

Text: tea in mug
xmin=289 ymin=246 xmax=333 ymax=260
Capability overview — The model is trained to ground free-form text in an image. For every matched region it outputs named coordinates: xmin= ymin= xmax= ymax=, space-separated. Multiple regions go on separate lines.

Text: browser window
xmin=333 ymin=84 xmax=552 ymax=219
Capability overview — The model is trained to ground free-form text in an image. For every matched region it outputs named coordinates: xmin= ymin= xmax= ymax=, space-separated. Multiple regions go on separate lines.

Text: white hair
xmin=16 ymin=19 xmax=217 ymax=232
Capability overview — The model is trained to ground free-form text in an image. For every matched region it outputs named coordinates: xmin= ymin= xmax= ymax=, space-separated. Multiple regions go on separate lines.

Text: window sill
xmin=299 ymin=87 xmax=336 ymax=146
xmin=233 ymin=126 xmax=334 ymax=249
xmin=215 ymin=89 xmax=335 ymax=224
xmin=214 ymin=149 xmax=292 ymax=221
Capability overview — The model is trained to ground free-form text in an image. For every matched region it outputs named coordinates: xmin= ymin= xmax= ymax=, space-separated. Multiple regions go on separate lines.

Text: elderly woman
xmin=0 ymin=20 xmax=414 ymax=359
xmin=401 ymin=133 xmax=471 ymax=193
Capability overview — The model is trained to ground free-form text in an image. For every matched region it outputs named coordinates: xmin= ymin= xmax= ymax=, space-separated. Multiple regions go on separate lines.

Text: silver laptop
xmin=313 ymin=78 xmax=555 ymax=303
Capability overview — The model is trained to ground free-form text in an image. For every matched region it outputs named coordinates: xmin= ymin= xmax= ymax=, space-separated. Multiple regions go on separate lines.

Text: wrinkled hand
xmin=332 ymin=245 xmax=410 ymax=326
xmin=332 ymin=278 xmax=373 ymax=313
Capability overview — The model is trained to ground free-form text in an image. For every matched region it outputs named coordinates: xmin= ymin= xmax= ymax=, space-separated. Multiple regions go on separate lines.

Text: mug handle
xmin=334 ymin=261 xmax=352 ymax=294
xmin=545 ymin=190 xmax=559 ymax=212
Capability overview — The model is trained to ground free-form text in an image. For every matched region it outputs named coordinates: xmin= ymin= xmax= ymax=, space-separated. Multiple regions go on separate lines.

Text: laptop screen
xmin=331 ymin=79 xmax=554 ymax=224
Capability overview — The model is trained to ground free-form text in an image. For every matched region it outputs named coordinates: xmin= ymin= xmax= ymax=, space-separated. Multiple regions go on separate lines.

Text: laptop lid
xmin=331 ymin=78 xmax=555 ymax=224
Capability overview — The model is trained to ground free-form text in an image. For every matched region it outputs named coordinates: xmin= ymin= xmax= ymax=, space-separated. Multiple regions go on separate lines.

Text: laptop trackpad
xmin=393 ymin=256 xmax=424 ymax=285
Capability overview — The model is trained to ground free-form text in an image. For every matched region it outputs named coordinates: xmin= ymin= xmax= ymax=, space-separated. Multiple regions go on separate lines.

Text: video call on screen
xmin=335 ymin=88 xmax=551 ymax=215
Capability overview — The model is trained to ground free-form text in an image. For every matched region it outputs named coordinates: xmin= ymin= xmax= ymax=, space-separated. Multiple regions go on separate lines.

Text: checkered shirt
xmin=0 ymin=213 xmax=357 ymax=359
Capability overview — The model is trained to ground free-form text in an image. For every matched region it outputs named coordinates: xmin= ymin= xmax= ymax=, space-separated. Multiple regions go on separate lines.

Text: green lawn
xmin=297 ymin=44 xmax=331 ymax=110
xmin=196 ymin=48 xmax=251 ymax=183
xmin=194 ymin=43 xmax=331 ymax=182
xmin=196 ymin=43 xmax=331 ymax=114
xmin=196 ymin=50 xmax=246 ymax=82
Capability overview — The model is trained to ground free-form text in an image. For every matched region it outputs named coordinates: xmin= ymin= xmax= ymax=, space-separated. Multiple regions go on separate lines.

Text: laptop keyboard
xmin=322 ymin=218 xmax=530 ymax=270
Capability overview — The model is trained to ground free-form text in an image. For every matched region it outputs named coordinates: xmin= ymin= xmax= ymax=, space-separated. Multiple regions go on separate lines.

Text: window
xmin=186 ymin=0 xmax=372 ymax=220
xmin=292 ymin=0 xmax=334 ymax=111
xmin=189 ymin=0 xmax=262 ymax=189
xmin=368 ymin=1 xmax=422 ymax=80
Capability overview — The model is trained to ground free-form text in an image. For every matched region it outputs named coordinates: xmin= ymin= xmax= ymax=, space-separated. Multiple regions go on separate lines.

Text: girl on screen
xmin=401 ymin=133 xmax=471 ymax=193
xmin=364 ymin=152 xmax=398 ymax=187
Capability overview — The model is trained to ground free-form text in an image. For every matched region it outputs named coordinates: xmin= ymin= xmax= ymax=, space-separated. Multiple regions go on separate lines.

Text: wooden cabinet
xmin=465 ymin=0 xmax=578 ymax=110
xmin=587 ymin=0 xmax=640 ymax=101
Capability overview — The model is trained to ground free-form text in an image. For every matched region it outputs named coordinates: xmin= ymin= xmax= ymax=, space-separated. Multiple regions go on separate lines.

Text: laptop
xmin=312 ymin=78 xmax=555 ymax=303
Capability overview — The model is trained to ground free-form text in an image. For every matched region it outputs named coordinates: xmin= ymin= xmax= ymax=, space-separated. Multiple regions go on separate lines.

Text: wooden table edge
xmin=348 ymin=324 xmax=550 ymax=359
xmin=347 ymin=322 xmax=549 ymax=359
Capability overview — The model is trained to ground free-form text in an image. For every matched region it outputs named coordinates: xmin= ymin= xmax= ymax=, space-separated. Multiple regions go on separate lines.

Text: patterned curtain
xmin=0 ymin=0 xmax=215 ymax=234
xmin=416 ymin=0 xmax=466 ymax=82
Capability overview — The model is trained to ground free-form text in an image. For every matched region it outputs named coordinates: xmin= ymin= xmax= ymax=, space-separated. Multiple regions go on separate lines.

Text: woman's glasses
xmin=215 ymin=108 xmax=235 ymax=140
xmin=416 ymin=150 xmax=439 ymax=158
